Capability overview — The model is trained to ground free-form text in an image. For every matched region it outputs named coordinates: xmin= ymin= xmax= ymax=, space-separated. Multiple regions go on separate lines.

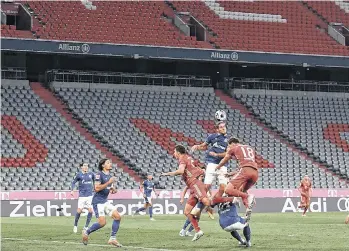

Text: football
xmin=215 ymin=110 xmax=227 ymax=121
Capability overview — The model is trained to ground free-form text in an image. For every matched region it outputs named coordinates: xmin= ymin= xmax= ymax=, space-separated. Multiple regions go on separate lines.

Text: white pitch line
xmin=2 ymin=237 xmax=178 ymax=251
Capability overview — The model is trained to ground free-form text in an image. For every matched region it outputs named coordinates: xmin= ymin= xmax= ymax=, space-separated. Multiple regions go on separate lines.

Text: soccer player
xmin=298 ymin=175 xmax=312 ymax=216
xmin=161 ymin=145 xmax=234 ymax=241
xmin=215 ymin=137 xmax=257 ymax=218
xmin=161 ymin=145 xmax=210 ymax=241
xmin=70 ymin=163 xmax=95 ymax=233
xmin=191 ymin=121 xmax=228 ymax=199
xmin=82 ymin=158 xmax=122 ymax=247
xmin=345 ymin=215 xmax=349 ymax=224
xmin=132 ymin=174 xmax=159 ymax=221
xmin=214 ymin=199 xmax=252 ymax=247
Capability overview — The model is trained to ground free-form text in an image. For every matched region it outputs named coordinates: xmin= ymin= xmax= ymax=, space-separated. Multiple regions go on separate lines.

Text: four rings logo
xmin=58 ymin=43 xmax=90 ymax=54
xmin=337 ymin=197 xmax=349 ymax=212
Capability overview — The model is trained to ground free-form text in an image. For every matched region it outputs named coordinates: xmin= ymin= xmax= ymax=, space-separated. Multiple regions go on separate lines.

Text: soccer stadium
xmin=1 ymin=1 xmax=349 ymax=250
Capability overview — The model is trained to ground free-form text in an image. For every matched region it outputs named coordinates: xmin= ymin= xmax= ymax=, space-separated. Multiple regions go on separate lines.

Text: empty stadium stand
xmin=169 ymin=0 xmax=349 ymax=55
xmin=303 ymin=1 xmax=349 ymax=27
xmin=232 ymin=87 xmax=349 ymax=187
xmin=1 ymin=75 xmax=348 ymax=191
xmin=1 ymin=24 xmax=34 ymax=38
xmin=24 ymin=1 xmax=212 ymax=48
xmin=2 ymin=1 xmax=348 ymax=55
xmin=0 ymin=80 xmax=139 ymax=191
xmin=50 ymin=80 xmax=348 ymax=189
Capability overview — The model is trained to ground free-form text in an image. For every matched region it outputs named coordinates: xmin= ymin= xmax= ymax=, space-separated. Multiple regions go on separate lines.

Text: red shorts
xmin=301 ymin=193 xmax=310 ymax=206
xmin=229 ymin=166 xmax=258 ymax=192
xmin=186 ymin=180 xmax=208 ymax=207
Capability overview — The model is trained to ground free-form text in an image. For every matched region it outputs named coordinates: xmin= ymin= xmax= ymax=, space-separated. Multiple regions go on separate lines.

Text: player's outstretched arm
xmin=209 ymin=151 xmax=227 ymax=158
xmin=191 ymin=142 xmax=208 ymax=152
xmin=215 ymin=153 xmax=231 ymax=170
xmin=161 ymin=164 xmax=185 ymax=176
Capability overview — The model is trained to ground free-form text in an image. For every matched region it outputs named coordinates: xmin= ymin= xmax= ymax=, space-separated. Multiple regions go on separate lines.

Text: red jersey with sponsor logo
xmin=300 ymin=180 xmax=312 ymax=193
xmin=178 ymin=154 xmax=204 ymax=187
xmin=228 ymin=144 xmax=258 ymax=170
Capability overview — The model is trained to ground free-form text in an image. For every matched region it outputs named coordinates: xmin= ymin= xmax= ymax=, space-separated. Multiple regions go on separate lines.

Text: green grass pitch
xmin=2 ymin=212 xmax=348 ymax=251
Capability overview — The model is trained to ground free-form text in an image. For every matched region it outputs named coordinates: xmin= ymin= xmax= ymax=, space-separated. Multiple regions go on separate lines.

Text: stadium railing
xmin=1 ymin=67 xmax=27 ymax=80
xmin=220 ymin=77 xmax=349 ymax=93
xmin=46 ymin=69 xmax=212 ymax=88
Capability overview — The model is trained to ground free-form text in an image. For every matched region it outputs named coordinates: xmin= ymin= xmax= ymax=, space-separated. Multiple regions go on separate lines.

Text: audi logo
xmin=337 ymin=197 xmax=349 ymax=212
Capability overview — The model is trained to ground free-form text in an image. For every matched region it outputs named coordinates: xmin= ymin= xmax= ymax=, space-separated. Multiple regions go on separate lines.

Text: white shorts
xmin=93 ymin=201 xmax=116 ymax=218
xmin=77 ymin=196 xmax=93 ymax=209
xmin=223 ymin=222 xmax=247 ymax=232
xmin=204 ymin=163 xmax=228 ymax=185
xmin=143 ymin=197 xmax=152 ymax=205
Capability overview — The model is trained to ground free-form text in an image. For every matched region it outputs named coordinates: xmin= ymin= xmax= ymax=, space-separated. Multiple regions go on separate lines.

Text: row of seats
xmin=2 ymin=80 xmax=348 ymax=190
xmin=1 ymin=25 xmax=34 ymax=38
xmin=2 ymin=1 xmax=348 ymax=55
xmin=54 ymin=84 xmax=348 ymax=189
xmin=1 ymin=82 xmax=138 ymax=191
xmin=170 ymin=0 xmax=349 ymax=55
xmin=234 ymin=91 xmax=349 ymax=182
xmin=27 ymin=1 xmax=212 ymax=48
xmin=305 ymin=1 xmax=349 ymax=27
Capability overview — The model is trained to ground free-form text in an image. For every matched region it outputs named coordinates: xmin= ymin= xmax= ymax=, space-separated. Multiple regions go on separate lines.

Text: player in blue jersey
xmin=191 ymin=121 xmax=228 ymax=196
xmin=132 ymin=174 xmax=159 ymax=221
xmin=82 ymin=158 xmax=122 ymax=247
xmin=71 ymin=163 xmax=95 ymax=233
xmin=215 ymin=199 xmax=252 ymax=247
xmin=191 ymin=121 xmax=229 ymax=217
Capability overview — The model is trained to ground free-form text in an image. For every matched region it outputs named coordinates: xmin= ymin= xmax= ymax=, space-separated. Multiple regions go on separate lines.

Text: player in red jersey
xmin=215 ymin=137 xmax=257 ymax=218
xmin=298 ymin=175 xmax=312 ymax=216
xmin=161 ymin=145 xmax=236 ymax=241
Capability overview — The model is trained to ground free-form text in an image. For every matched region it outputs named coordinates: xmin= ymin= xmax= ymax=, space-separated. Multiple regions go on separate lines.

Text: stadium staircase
xmin=30 ymin=82 xmax=142 ymax=182
xmin=219 ymin=89 xmax=349 ymax=184
xmin=164 ymin=0 xmax=219 ymax=49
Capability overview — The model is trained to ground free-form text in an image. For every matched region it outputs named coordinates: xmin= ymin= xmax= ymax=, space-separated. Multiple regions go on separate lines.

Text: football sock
xmin=136 ymin=207 xmax=146 ymax=213
xmin=243 ymin=225 xmax=251 ymax=242
xmin=303 ymin=206 xmax=308 ymax=215
xmin=149 ymin=207 xmax=153 ymax=218
xmin=187 ymin=224 xmax=194 ymax=232
xmin=85 ymin=212 xmax=92 ymax=228
xmin=86 ymin=222 xmax=101 ymax=235
xmin=231 ymin=230 xmax=244 ymax=243
xmin=182 ymin=218 xmax=191 ymax=230
xmin=187 ymin=214 xmax=200 ymax=232
xmin=110 ymin=219 xmax=120 ymax=238
xmin=74 ymin=212 xmax=81 ymax=227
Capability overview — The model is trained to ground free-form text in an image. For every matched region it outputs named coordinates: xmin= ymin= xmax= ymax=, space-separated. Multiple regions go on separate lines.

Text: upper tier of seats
xmin=170 ymin=0 xmax=349 ymax=56
xmin=1 ymin=1 xmax=348 ymax=55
